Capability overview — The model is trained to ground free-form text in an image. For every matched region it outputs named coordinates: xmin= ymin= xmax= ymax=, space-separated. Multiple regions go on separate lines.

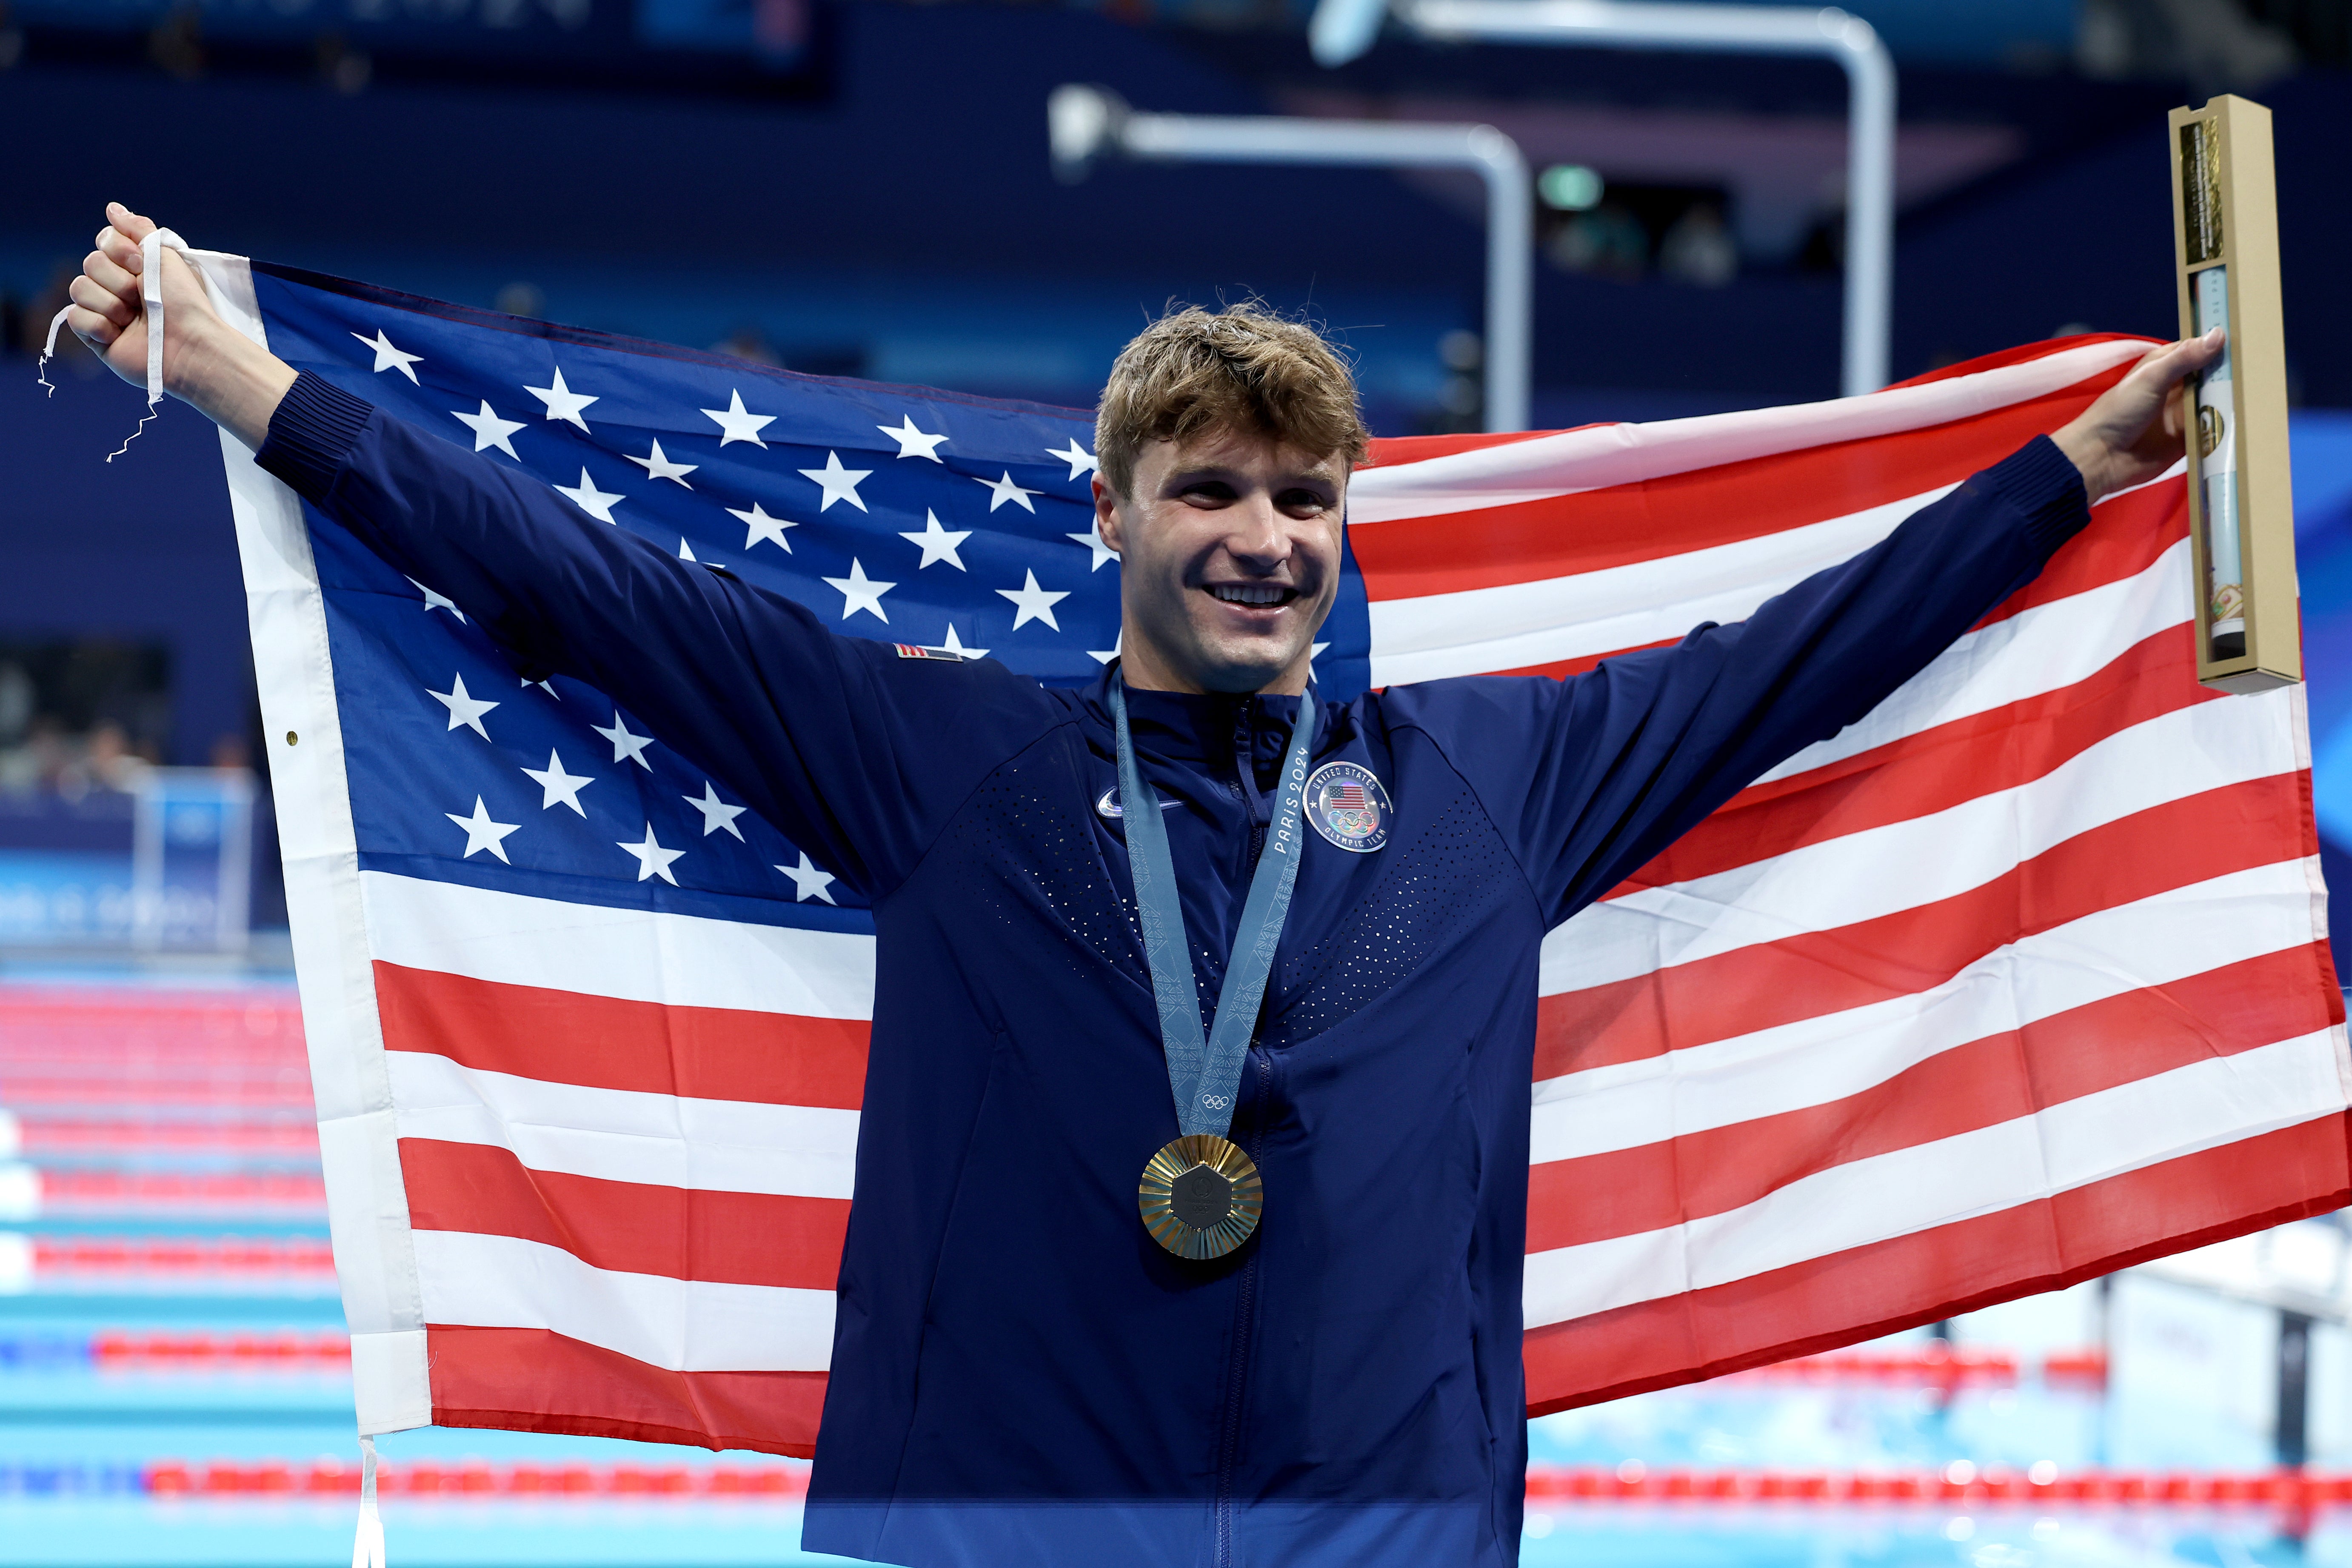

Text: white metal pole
xmin=1049 ymin=86 xmax=1533 ymax=431
xmin=1390 ymin=0 xmax=1896 ymax=397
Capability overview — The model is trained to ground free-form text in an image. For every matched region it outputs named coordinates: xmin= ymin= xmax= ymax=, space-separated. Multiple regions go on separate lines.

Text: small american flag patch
xmin=894 ymin=643 xmax=969 ymax=661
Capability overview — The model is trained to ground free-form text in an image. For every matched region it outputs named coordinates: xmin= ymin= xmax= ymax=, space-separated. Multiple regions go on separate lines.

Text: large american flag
xmin=187 ymin=248 xmax=2347 ymax=1455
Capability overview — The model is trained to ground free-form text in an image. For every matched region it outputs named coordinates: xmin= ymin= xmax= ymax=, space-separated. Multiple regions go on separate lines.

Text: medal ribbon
xmin=1109 ymin=672 xmax=1317 ymax=1140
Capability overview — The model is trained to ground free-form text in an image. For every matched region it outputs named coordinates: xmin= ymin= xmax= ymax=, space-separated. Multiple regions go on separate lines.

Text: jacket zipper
xmin=1214 ymin=1047 xmax=1271 ymax=1568
xmin=1215 ymin=702 xmax=1269 ymax=1568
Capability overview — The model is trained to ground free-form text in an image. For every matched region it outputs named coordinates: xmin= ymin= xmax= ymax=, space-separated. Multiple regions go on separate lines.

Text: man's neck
xmin=1115 ymin=637 xmax=1310 ymax=698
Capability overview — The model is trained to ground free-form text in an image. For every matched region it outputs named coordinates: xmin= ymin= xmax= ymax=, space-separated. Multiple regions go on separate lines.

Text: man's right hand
xmin=65 ymin=202 xmax=297 ymax=450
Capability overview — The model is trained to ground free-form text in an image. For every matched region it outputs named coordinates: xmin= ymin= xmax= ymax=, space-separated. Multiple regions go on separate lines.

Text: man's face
xmin=1093 ymin=427 xmax=1347 ymax=696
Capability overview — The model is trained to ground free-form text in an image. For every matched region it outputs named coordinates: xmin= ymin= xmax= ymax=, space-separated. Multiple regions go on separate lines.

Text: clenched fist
xmin=65 ymin=202 xmax=296 ymax=448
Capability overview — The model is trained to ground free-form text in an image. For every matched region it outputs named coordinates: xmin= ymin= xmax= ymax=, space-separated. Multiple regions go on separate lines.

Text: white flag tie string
xmin=350 ymin=1435 xmax=385 ymax=1568
xmin=37 ymin=225 xmax=194 ymax=461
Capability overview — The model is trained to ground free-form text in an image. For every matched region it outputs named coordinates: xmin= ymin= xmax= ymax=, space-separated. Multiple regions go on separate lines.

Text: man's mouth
xmin=1205 ymin=583 xmax=1299 ymax=608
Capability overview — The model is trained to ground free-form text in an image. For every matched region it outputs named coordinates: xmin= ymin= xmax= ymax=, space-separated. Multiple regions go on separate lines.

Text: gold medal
xmin=1138 ymin=1134 xmax=1263 ymax=1260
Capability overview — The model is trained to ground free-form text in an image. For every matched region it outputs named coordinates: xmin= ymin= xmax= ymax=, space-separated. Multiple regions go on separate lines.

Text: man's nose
xmin=1225 ymin=494 xmax=1292 ymax=566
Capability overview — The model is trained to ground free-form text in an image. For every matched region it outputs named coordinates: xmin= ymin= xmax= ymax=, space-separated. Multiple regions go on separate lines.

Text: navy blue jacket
xmin=259 ymin=372 xmax=2089 ymax=1568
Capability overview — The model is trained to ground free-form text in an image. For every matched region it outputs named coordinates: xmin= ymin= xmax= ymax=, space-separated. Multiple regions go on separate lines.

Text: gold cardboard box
xmin=2169 ymin=94 xmax=2299 ymax=693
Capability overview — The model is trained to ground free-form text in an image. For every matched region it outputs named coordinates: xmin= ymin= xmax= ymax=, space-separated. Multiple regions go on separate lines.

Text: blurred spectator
xmin=75 ymin=720 xmax=151 ymax=796
xmin=0 ymin=661 xmax=31 ymax=746
xmin=1660 ymin=206 xmax=1739 ymax=288
xmin=1546 ymin=204 xmax=1650 ymax=281
xmin=0 ymin=640 xmax=170 ymax=798
xmin=0 ymin=715 xmax=64 ymax=796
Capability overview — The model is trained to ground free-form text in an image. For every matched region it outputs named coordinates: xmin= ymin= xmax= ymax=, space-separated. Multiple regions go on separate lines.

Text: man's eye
xmin=1182 ymin=482 xmax=1237 ymax=503
xmin=1278 ymin=491 xmax=1332 ymax=512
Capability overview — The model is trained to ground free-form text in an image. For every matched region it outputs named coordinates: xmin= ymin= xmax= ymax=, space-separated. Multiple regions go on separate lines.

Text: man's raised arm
xmin=66 ymin=205 xmax=1050 ymax=900
xmin=1383 ymin=332 xmax=2226 ymax=928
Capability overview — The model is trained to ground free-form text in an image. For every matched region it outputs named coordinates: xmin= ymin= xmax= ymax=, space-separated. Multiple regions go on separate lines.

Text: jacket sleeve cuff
xmin=254 ymin=371 xmax=375 ymax=504
xmin=1984 ymin=433 xmax=2092 ymax=561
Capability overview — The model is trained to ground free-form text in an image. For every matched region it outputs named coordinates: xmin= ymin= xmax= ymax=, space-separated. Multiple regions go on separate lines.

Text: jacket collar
xmin=1077 ymin=663 xmax=1319 ymax=768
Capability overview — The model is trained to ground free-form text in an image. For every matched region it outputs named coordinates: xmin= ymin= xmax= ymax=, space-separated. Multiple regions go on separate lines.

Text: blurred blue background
xmin=0 ymin=0 xmax=2349 ymax=1562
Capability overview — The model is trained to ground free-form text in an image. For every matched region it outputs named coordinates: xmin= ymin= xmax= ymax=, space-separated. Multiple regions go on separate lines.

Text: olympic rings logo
xmin=1200 ymin=1094 xmax=1231 ymax=1110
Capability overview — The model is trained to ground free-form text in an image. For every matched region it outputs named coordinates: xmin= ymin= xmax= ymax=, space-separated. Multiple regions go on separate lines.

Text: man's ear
xmin=1093 ymin=474 xmax=1129 ymax=554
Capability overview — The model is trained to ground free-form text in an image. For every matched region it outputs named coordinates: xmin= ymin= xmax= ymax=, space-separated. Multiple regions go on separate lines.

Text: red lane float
xmin=1720 ymin=1345 xmax=2108 ymax=1387
xmin=143 ymin=1459 xmax=813 ymax=1498
xmin=130 ymin=1460 xmax=2352 ymax=1506
xmin=93 ymin=1331 xmax=351 ymax=1367
xmin=86 ymin=1331 xmax=2113 ymax=1383
xmin=34 ymin=1238 xmax=337 ymax=1277
xmin=1522 ymin=1463 xmax=2352 ymax=1507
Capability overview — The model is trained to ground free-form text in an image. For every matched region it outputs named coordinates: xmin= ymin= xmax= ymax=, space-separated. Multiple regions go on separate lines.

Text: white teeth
xmin=1210 ymin=585 xmax=1289 ymax=606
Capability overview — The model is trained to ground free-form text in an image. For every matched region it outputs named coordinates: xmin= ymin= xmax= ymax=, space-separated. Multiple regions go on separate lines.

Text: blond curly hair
xmin=1095 ymin=303 xmax=1370 ymax=498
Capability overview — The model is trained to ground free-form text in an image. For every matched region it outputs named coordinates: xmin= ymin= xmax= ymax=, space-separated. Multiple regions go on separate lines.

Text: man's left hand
xmin=2052 ymin=329 xmax=2227 ymax=504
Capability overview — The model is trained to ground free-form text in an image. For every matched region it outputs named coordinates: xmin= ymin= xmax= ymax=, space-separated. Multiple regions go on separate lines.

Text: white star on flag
xmin=352 ymin=328 xmax=422 ymax=383
xmin=938 ymin=624 xmax=987 ymax=660
xmin=627 ymin=440 xmax=698 ymax=487
xmin=554 ymin=468 xmax=624 ymax=523
xmin=996 ymin=569 xmax=1069 ymax=631
xmin=428 ymin=673 xmax=499 ymax=739
xmin=778 ymin=851 xmax=838 ymax=904
xmin=702 ymin=390 xmax=775 ymax=447
xmin=728 ymin=502 xmax=796 ymax=553
xmin=445 ymin=797 xmax=521 ymax=862
xmin=878 ymin=416 xmax=949 ymax=461
xmin=1312 ymin=640 xmax=1330 ymax=665
xmin=975 ymin=470 xmax=1041 ymax=513
xmin=683 ymin=781 xmax=748 ymax=840
xmin=1089 ymin=629 xmax=1122 ymax=665
xmin=408 ymin=577 xmax=466 ymax=620
xmin=617 ymin=823 xmax=685 ymax=885
xmin=822 ymin=558 xmax=895 ymax=622
xmin=525 ymin=367 xmax=598 ymax=430
xmin=593 ymin=711 xmax=654 ymax=768
xmin=520 ymin=749 xmax=594 ymax=815
xmin=1047 ymin=439 xmax=1099 ymax=481
xmin=799 ymin=451 xmax=872 ymax=512
xmin=899 ymin=509 xmax=971 ymax=570
xmin=1065 ymin=524 xmax=1119 ymax=571
xmin=521 ymin=676 xmax=559 ymax=699
xmin=452 ymin=400 xmax=524 ymax=459
xmin=678 ymin=538 xmax=698 ymax=561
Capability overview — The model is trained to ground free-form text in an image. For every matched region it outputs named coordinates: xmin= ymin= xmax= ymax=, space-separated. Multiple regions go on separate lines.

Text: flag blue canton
xmin=244 ymin=266 xmax=1373 ymax=933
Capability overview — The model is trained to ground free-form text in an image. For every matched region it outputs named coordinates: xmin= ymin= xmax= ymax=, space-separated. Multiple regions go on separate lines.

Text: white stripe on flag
xmin=389 ymin=1051 xmax=860 ymax=1200
xmin=1344 ymin=338 xmax=2148 ymax=526
xmin=412 ymin=1228 xmax=836 ymax=1372
xmin=1530 ymin=859 xmax=2324 ymax=1163
xmin=1367 ymin=488 xmax=1948 ymax=687
xmin=1546 ymin=695 xmax=2302 ymax=994
xmin=1754 ymin=483 xmax=2191 ymax=786
xmin=360 ymin=870 xmax=876 ymax=1019
xmin=1522 ymin=1026 xmax=2350 ymax=1328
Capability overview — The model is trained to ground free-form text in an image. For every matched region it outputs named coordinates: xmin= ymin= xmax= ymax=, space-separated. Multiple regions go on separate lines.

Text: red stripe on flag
xmin=1612 ymin=626 xmax=2219 ymax=897
xmin=1362 ymin=426 xmax=1586 ymax=466
xmin=1881 ymin=333 xmax=2160 ymax=391
xmin=1350 ymin=376 xmax=2126 ymax=602
xmin=1964 ymin=476 xmax=2184 ymax=631
xmin=1464 ymin=475 xmax=2184 ymax=686
xmin=373 ymin=961 xmax=867 ymax=1109
xmin=400 ymin=1139 xmax=849 ymax=1291
xmin=1537 ymin=773 xmax=2308 ymax=1080
xmin=426 ymin=1324 xmax=824 ymax=1458
xmin=1527 ymin=943 xmax=2344 ymax=1253
xmin=1524 ymin=1112 xmax=2352 ymax=1414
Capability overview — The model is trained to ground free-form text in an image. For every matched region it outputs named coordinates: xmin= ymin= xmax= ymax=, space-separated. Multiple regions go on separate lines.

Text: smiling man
xmin=68 ymin=205 xmax=2216 ymax=1568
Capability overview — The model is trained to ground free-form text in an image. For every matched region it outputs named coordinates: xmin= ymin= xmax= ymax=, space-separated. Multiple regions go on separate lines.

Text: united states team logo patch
xmin=1304 ymin=762 xmax=1391 ymax=853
